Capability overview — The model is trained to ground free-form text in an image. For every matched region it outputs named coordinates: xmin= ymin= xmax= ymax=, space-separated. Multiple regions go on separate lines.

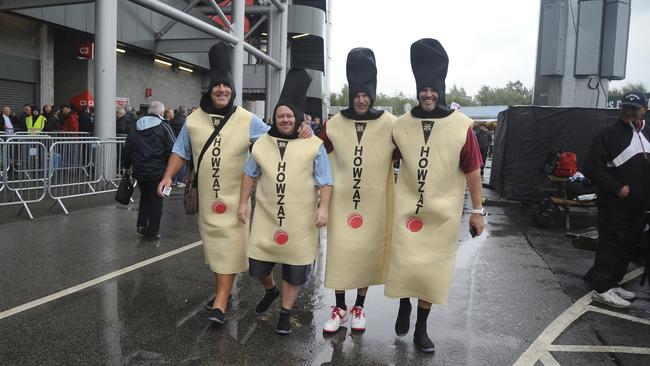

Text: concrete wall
xmin=0 ymin=13 xmax=40 ymax=61
xmin=115 ymin=50 xmax=206 ymax=110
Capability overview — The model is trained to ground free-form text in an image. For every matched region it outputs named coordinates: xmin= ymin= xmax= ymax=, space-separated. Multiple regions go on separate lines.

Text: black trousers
xmin=591 ymin=206 xmax=645 ymax=293
xmin=137 ymin=180 xmax=163 ymax=235
xmin=480 ymin=148 xmax=489 ymax=176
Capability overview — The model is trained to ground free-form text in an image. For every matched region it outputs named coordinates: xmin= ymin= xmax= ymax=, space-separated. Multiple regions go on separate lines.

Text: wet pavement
xmin=1 ymin=176 xmax=650 ymax=365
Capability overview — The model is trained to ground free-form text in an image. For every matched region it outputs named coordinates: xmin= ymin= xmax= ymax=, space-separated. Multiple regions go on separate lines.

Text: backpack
xmin=533 ymin=197 xmax=560 ymax=228
xmin=555 ymin=152 xmax=577 ymax=177
xmin=541 ymin=150 xmax=561 ymax=175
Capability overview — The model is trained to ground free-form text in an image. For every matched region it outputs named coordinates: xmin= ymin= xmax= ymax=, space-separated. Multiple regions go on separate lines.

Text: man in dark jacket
xmin=122 ymin=101 xmax=176 ymax=240
xmin=583 ymin=91 xmax=650 ymax=308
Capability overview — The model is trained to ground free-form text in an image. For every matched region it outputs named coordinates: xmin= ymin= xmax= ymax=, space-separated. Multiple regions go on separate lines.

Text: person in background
xmin=27 ymin=105 xmax=46 ymax=133
xmin=1 ymin=106 xmax=16 ymax=135
xmin=583 ymin=91 xmax=650 ymax=308
xmin=164 ymin=108 xmax=174 ymax=122
xmin=116 ymin=107 xmax=130 ymax=135
xmin=475 ymin=124 xmax=490 ymax=176
xmin=311 ymin=116 xmax=322 ymax=135
xmin=122 ymin=101 xmax=175 ymax=241
xmin=60 ymin=104 xmax=79 ymax=132
xmin=77 ymin=106 xmax=94 ymax=135
xmin=43 ymin=105 xmax=60 ymax=131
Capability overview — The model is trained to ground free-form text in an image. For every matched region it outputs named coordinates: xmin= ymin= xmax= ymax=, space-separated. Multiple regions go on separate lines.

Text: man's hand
xmin=157 ymin=177 xmax=173 ymax=197
xmin=237 ymin=203 xmax=249 ymax=224
xmin=469 ymin=213 xmax=484 ymax=237
xmin=618 ymin=185 xmax=630 ymax=198
xmin=298 ymin=122 xmax=313 ymax=139
xmin=314 ymin=207 xmax=328 ymax=228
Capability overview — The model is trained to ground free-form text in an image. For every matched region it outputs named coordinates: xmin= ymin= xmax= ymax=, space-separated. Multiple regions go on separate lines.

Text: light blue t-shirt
xmin=243 ymin=144 xmax=333 ymax=186
xmin=172 ymin=112 xmax=270 ymax=160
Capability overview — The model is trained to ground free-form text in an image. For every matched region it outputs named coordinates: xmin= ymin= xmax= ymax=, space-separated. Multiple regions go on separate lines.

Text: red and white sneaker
xmin=323 ymin=306 xmax=347 ymax=333
xmin=350 ymin=305 xmax=366 ymax=332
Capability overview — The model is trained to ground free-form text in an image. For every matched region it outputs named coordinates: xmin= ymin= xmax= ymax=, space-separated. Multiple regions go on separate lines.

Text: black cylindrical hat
xmin=208 ymin=41 xmax=235 ymax=92
xmin=346 ymin=47 xmax=377 ymax=107
xmin=274 ymin=67 xmax=312 ymax=126
xmin=411 ymin=38 xmax=448 ymax=106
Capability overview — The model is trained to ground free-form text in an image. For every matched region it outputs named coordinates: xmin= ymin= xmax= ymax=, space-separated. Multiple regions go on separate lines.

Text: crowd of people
xmin=1 ymin=103 xmax=93 ymax=135
xmin=118 ymin=39 xmax=486 ymax=355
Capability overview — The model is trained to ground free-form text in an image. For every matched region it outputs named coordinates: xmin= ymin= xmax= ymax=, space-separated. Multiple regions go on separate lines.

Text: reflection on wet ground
xmin=1 ymin=178 xmax=649 ymax=365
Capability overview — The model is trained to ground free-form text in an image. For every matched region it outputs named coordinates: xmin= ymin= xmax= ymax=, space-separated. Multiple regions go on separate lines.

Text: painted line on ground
xmin=547 ymin=345 xmax=650 ymax=355
xmin=513 ymin=267 xmax=646 ymax=366
xmin=0 ymin=241 xmax=203 ymax=321
xmin=538 ymin=351 xmax=560 ymax=366
xmin=586 ymin=305 xmax=650 ymax=326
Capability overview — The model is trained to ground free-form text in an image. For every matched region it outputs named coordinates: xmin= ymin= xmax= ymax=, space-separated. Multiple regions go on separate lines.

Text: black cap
xmin=620 ymin=91 xmax=648 ymax=109
xmin=208 ymin=42 xmax=235 ymax=93
xmin=274 ymin=68 xmax=312 ymax=126
xmin=411 ymin=38 xmax=449 ymax=106
xmin=347 ymin=48 xmax=377 ymax=107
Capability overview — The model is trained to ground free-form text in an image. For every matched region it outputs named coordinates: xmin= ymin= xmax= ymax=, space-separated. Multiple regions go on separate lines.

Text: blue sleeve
xmin=249 ymin=114 xmax=270 ymax=142
xmin=314 ymin=144 xmax=333 ymax=186
xmin=243 ymin=153 xmax=261 ymax=177
xmin=172 ymin=124 xmax=192 ymax=160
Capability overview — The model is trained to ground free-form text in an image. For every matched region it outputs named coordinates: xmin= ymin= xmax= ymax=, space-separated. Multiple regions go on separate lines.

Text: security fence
xmin=0 ymin=135 xmax=129 ymax=219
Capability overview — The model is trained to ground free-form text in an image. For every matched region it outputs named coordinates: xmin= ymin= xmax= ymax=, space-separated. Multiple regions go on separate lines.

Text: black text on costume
xmin=352 ymin=122 xmax=367 ymax=210
xmin=415 ymin=121 xmax=434 ymax=214
xmin=211 ymin=134 xmax=222 ymax=198
xmin=275 ymin=140 xmax=288 ymax=226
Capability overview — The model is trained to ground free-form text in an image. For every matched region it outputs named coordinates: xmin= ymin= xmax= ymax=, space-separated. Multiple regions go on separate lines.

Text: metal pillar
xmin=279 ymin=3 xmax=288 ymax=89
xmin=231 ymin=0 xmax=244 ymax=105
xmin=94 ymin=0 xmax=117 ymax=140
xmin=155 ymin=0 xmax=203 ymax=40
xmin=205 ymin=0 xmax=231 ymax=31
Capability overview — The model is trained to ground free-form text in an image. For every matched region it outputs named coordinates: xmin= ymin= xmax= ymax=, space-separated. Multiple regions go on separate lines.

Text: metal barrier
xmin=14 ymin=131 xmax=91 ymax=138
xmin=0 ymin=140 xmax=48 ymax=219
xmin=48 ymin=139 xmax=128 ymax=214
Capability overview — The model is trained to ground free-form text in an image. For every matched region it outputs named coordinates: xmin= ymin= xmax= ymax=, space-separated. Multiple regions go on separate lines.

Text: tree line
xmin=328 ymin=81 xmax=647 ymax=112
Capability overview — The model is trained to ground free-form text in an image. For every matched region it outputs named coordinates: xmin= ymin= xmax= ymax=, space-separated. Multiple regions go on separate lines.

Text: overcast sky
xmin=328 ymin=0 xmax=650 ymax=97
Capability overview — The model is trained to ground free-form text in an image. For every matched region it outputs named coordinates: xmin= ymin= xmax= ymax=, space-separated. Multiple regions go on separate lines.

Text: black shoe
xmin=276 ymin=314 xmax=291 ymax=335
xmin=256 ymin=287 xmax=280 ymax=314
xmin=413 ymin=329 xmax=435 ymax=353
xmin=145 ymin=232 xmax=161 ymax=241
xmin=205 ymin=295 xmax=234 ymax=310
xmin=395 ymin=300 xmax=412 ymax=336
xmin=208 ymin=308 xmax=225 ymax=325
xmin=137 ymin=226 xmax=147 ymax=235
xmin=206 ymin=297 xmax=216 ymax=310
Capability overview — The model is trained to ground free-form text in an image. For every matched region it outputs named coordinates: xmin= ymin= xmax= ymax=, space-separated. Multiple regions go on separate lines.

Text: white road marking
xmin=0 ymin=241 xmax=203 ymax=321
xmin=513 ymin=267 xmax=647 ymax=366
xmin=547 ymin=345 xmax=650 ymax=355
xmin=586 ymin=305 xmax=650 ymax=326
xmin=539 ymin=352 xmax=561 ymax=366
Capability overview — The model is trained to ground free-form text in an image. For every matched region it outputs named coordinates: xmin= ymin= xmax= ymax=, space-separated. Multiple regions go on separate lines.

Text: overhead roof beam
xmin=130 ymin=0 xmax=239 ymax=44
xmin=131 ymin=0 xmax=282 ymax=70
xmin=0 ymin=0 xmax=91 ymax=11
xmin=155 ymin=0 xmax=203 ymax=40
xmin=195 ymin=5 xmax=271 ymax=15
xmin=204 ymin=0 xmax=231 ymax=31
xmin=155 ymin=38 xmax=216 ymax=53
xmin=270 ymin=0 xmax=286 ymax=12
xmin=244 ymin=14 xmax=267 ymax=39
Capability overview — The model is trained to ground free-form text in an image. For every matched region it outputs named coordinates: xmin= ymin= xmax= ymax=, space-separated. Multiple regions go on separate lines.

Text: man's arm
xmin=238 ymin=174 xmax=256 ymax=224
xmin=583 ymin=132 xmax=625 ymax=196
xmin=313 ymin=145 xmax=333 ymax=227
xmin=465 ymin=169 xmax=484 ymax=236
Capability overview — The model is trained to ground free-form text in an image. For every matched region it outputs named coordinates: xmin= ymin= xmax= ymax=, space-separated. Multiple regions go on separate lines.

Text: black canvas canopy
xmin=489 ymin=106 xmax=649 ymax=202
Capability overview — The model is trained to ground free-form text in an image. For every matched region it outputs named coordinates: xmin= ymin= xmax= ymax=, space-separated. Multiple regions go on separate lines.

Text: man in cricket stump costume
xmin=318 ymin=48 xmax=396 ymax=333
xmin=384 ymin=38 xmax=485 ymax=353
xmin=237 ymin=68 xmax=333 ymax=335
xmin=157 ymin=42 xmax=311 ymax=325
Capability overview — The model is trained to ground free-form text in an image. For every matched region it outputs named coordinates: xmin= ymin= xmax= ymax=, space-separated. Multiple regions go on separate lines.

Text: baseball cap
xmin=620 ymin=91 xmax=648 ymax=109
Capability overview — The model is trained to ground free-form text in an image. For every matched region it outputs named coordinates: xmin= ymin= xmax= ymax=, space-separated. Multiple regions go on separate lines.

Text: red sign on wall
xmin=145 ymin=88 xmax=152 ymax=98
xmin=76 ymin=42 xmax=94 ymax=60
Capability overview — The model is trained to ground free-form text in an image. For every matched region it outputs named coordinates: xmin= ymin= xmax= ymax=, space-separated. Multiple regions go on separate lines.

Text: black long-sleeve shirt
xmin=583 ymin=119 xmax=650 ymax=213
